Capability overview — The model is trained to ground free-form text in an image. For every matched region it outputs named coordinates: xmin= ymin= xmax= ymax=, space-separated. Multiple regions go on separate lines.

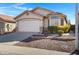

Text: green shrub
xmin=48 ymin=23 xmax=71 ymax=33
xmin=48 ymin=26 xmax=58 ymax=33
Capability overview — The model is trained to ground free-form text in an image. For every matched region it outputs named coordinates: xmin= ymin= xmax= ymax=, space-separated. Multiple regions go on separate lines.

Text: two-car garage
xmin=15 ymin=11 xmax=44 ymax=33
xmin=17 ymin=19 xmax=43 ymax=32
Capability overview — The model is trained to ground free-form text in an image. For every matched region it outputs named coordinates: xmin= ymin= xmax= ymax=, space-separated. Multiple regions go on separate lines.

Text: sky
xmin=0 ymin=3 xmax=76 ymax=24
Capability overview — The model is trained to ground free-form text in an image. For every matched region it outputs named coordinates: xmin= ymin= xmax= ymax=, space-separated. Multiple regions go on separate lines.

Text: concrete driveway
xmin=0 ymin=32 xmax=70 ymax=55
xmin=0 ymin=32 xmax=39 ymax=43
xmin=0 ymin=44 xmax=70 ymax=55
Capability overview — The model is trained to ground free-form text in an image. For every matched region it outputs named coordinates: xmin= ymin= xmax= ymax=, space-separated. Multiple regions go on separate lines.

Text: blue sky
xmin=0 ymin=3 xmax=75 ymax=24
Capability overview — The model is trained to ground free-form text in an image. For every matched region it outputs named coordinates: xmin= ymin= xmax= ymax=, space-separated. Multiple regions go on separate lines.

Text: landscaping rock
xmin=15 ymin=37 xmax=75 ymax=52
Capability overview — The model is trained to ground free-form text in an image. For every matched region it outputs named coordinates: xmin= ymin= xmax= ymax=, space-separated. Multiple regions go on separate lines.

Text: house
xmin=15 ymin=7 xmax=68 ymax=33
xmin=0 ymin=14 xmax=16 ymax=34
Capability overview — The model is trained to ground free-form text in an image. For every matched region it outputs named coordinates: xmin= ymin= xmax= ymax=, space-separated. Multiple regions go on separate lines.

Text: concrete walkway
xmin=0 ymin=44 xmax=70 ymax=55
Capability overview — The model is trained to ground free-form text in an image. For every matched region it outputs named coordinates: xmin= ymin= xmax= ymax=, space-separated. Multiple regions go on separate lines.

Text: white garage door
xmin=18 ymin=20 xmax=42 ymax=32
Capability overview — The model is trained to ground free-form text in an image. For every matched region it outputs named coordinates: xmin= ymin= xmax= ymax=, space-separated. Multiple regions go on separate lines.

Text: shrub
xmin=58 ymin=24 xmax=71 ymax=33
xmin=48 ymin=23 xmax=71 ymax=33
xmin=48 ymin=26 xmax=58 ymax=33
xmin=63 ymin=24 xmax=71 ymax=33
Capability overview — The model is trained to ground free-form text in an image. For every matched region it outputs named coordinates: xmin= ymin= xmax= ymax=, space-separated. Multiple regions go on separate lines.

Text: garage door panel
xmin=18 ymin=20 xmax=41 ymax=32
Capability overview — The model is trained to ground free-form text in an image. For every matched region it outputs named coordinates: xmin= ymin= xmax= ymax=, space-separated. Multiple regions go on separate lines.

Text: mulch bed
xmin=15 ymin=37 xmax=75 ymax=53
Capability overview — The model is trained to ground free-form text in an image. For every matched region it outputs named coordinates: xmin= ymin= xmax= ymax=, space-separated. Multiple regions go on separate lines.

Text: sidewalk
xmin=0 ymin=44 xmax=70 ymax=55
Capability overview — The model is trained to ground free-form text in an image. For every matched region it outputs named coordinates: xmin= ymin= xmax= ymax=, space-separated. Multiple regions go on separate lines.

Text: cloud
xmin=12 ymin=3 xmax=27 ymax=10
xmin=0 ymin=11 xmax=8 ymax=15
xmin=0 ymin=4 xmax=25 ymax=16
xmin=11 ymin=3 xmax=33 ymax=11
xmin=0 ymin=3 xmax=33 ymax=16
xmin=0 ymin=3 xmax=26 ymax=10
xmin=15 ymin=3 xmax=25 ymax=6
xmin=14 ymin=6 xmax=27 ymax=10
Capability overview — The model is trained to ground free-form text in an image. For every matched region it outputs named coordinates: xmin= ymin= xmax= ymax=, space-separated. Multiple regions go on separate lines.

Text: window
xmin=51 ymin=16 xmax=60 ymax=26
xmin=51 ymin=16 xmax=60 ymax=19
xmin=61 ymin=19 xmax=64 ymax=25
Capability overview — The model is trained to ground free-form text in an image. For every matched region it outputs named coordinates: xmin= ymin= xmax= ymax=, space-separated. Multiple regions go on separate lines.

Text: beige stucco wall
xmin=0 ymin=20 xmax=16 ymax=34
xmin=15 ymin=12 xmax=43 ymax=32
xmin=4 ymin=22 xmax=16 ymax=32
xmin=44 ymin=18 xmax=48 ymax=28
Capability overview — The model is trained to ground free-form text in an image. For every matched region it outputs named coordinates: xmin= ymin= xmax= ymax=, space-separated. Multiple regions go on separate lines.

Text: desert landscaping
xmin=15 ymin=34 xmax=75 ymax=53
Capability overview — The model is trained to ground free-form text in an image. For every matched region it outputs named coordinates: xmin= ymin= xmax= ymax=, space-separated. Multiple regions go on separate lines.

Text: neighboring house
xmin=15 ymin=7 xmax=68 ymax=33
xmin=0 ymin=14 xmax=16 ymax=34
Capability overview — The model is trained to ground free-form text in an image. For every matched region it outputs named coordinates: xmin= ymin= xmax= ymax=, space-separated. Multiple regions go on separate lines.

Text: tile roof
xmin=15 ymin=7 xmax=66 ymax=19
xmin=14 ymin=10 xmax=43 ymax=19
xmin=0 ymin=14 xmax=16 ymax=23
xmin=32 ymin=7 xmax=66 ymax=17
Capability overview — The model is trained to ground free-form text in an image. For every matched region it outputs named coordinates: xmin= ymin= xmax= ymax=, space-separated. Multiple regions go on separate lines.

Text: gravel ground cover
xmin=15 ymin=36 xmax=75 ymax=52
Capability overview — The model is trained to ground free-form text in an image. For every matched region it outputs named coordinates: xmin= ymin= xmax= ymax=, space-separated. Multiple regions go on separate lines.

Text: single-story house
xmin=0 ymin=14 xmax=16 ymax=34
xmin=15 ymin=7 xmax=68 ymax=33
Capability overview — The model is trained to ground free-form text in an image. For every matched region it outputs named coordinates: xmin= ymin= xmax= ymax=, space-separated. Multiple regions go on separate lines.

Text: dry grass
xmin=15 ymin=38 xmax=75 ymax=53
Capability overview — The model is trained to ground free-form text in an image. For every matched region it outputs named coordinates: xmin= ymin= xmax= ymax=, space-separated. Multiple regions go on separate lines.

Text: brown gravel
xmin=15 ymin=38 xmax=75 ymax=53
